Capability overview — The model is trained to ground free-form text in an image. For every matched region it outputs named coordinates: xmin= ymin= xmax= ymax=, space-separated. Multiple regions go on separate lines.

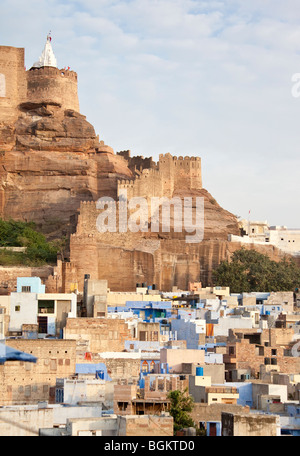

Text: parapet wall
xmin=117 ymin=150 xmax=157 ymax=173
xmin=117 ymin=167 xmax=163 ymax=199
xmin=159 ymin=152 xmax=201 ymax=163
xmin=27 ymin=66 xmax=80 ymax=112
xmin=0 ymin=45 xmax=80 ymax=121
xmin=117 ymin=152 xmax=202 ymax=199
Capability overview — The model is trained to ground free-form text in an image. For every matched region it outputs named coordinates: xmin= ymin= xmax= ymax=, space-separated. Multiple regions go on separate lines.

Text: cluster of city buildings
xmin=232 ymin=219 xmax=300 ymax=257
xmin=0 ymin=275 xmax=299 ymax=437
xmin=0 ymin=36 xmax=300 ymax=438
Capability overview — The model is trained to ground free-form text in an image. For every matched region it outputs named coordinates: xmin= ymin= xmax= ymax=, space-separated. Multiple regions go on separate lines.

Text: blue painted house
xmin=16 ymin=276 xmax=45 ymax=293
xmin=75 ymin=363 xmax=112 ymax=381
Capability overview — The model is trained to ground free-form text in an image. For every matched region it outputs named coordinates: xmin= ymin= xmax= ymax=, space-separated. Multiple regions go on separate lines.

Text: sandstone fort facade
xmin=0 ymin=46 xmax=27 ymax=122
xmin=0 ymin=39 xmax=285 ymax=294
xmin=0 ymin=42 xmax=79 ymax=124
xmin=117 ymin=153 xmax=202 ymax=200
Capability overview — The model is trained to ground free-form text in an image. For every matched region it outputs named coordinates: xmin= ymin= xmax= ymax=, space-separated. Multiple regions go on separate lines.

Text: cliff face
xmin=0 ymin=102 xmax=133 ymax=237
xmin=171 ymin=188 xmax=239 ymax=241
xmin=0 ymin=43 xmax=275 ymax=291
xmin=0 ymin=101 xmax=284 ymax=291
xmin=0 ymin=98 xmax=249 ymax=290
xmin=0 ymin=97 xmax=238 ymax=244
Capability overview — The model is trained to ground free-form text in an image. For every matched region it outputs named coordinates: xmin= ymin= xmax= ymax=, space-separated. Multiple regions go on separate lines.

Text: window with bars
xmin=21 ymin=286 xmax=31 ymax=292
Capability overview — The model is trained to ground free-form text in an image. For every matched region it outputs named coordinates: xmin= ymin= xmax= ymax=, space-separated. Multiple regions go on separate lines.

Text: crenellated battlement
xmin=118 ymin=179 xmax=135 ymax=187
xmin=27 ymin=65 xmax=78 ymax=81
xmin=159 ymin=153 xmax=201 ymax=164
xmin=0 ymin=40 xmax=80 ymax=120
xmin=117 ymin=150 xmax=131 ymax=159
xmin=158 ymin=154 xmax=201 ymax=175
xmin=24 ymin=36 xmax=80 ymax=113
xmin=27 ymin=65 xmax=80 ymax=112
xmin=81 ymin=200 xmax=97 ymax=205
xmin=158 ymin=152 xmax=173 ymax=160
xmin=115 ymin=152 xmax=202 ymax=200
xmin=158 ymin=152 xmax=202 ymax=193
xmin=159 ymin=153 xmax=200 ymax=162
xmin=136 ymin=167 xmax=161 ymax=179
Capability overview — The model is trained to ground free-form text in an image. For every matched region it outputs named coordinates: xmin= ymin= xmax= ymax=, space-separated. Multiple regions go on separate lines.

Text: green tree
xmin=212 ymin=248 xmax=300 ymax=293
xmin=167 ymin=388 xmax=195 ymax=434
xmin=0 ymin=218 xmax=58 ymax=265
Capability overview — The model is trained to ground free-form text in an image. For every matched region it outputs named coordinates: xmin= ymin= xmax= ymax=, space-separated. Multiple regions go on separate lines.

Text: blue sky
xmin=1 ymin=0 xmax=300 ymax=227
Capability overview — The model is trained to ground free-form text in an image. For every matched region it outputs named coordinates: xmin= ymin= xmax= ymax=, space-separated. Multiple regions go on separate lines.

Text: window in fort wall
xmin=0 ymin=74 xmax=5 ymax=97
xmin=25 ymin=385 xmax=31 ymax=397
xmin=50 ymin=359 xmax=57 ymax=370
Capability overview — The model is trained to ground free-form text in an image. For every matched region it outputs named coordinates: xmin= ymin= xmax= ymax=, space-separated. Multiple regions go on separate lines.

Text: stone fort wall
xmin=27 ymin=65 xmax=80 ymax=112
xmin=0 ymin=339 xmax=76 ymax=405
xmin=65 ymin=200 xmax=203 ymax=292
xmin=65 ymin=318 xmax=134 ymax=354
xmin=0 ymin=46 xmax=27 ymax=123
xmin=117 ymin=150 xmax=157 ymax=173
xmin=117 ymin=153 xmax=202 ymax=200
xmin=159 ymin=153 xmax=202 ymax=195
xmin=0 ymin=45 xmax=80 ymax=123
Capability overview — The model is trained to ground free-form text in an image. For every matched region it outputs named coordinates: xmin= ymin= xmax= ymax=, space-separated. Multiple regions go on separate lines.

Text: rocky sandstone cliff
xmin=0 ymin=83 xmax=283 ymax=292
xmin=0 ymin=102 xmax=133 ymax=238
xmin=0 ymin=42 xmax=286 ymax=292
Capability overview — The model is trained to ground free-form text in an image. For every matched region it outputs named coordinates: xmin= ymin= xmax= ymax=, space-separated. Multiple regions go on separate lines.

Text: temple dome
xmin=31 ymin=33 xmax=57 ymax=69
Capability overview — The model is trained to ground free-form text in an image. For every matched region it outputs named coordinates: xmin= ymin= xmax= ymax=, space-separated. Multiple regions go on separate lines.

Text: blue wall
xmin=224 ymin=382 xmax=253 ymax=407
xmin=108 ymin=301 xmax=173 ymax=322
xmin=75 ymin=363 xmax=112 ymax=381
xmin=17 ymin=277 xmax=45 ymax=293
xmin=125 ymin=300 xmax=172 ymax=309
xmin=207 ymin=422 xmax=222 ymax=436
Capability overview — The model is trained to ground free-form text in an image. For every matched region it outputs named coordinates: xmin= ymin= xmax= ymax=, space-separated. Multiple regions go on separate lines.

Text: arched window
xmin=0 ymin=74 xmax=6 ymax=97
xmin=150 ymin=360 xmax=155 ymax=373
xmin=142 ymin=360 xmax=149 ymax=373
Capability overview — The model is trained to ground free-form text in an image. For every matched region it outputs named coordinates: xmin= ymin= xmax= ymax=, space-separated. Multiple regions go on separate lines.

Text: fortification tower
xmin=26 ymin=33 xmax=80 ymax=112
xmin=158 ymin=153 xmax=202 ymax=195
xmin=173 ymin=155 xmax=202 ymax=190
xmin=158 ymin=153 xmax=176 ymax=198
xmin=0 ymin=46 xmax=27 ymax=123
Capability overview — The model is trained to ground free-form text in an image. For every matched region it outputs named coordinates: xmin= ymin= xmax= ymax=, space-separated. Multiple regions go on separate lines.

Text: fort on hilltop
xmin=0 ymin=46 xmax=27 ymax=122
xmin=117 ymin=152 xmax=202 ymax=200
xmin=0 ymin=36 xmax=285 ymax=293
xmin=0 ymin=36 xmax=205 ymax=234
xmin=0 ymin=35 xmax=79 ymax=124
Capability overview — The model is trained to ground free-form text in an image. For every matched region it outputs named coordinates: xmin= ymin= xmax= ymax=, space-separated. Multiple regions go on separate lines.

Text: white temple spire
xmin=32 ymin=32 xmax=57 ymax=68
